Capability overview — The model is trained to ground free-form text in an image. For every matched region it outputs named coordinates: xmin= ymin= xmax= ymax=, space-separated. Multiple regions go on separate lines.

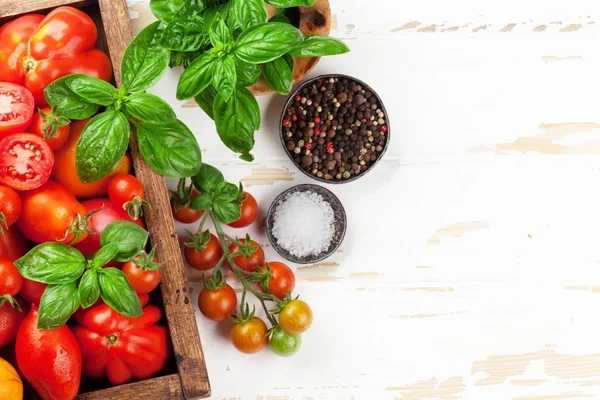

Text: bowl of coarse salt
xmin=266 ymin=184 xmax=347 ymax=264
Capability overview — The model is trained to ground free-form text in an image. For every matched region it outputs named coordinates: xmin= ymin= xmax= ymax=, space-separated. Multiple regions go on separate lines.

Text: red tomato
xmin=185 ymin=233 xmax=223 ymax=271
xmin=0 ymin=296 xmax=27 ymax=349
xmin=171 ymin=188 xmax=204 ymax=224
xmin=17 ymin=180 xmax=89 ymax=245
xmin=16 ymin=305 xmax=82 ymax=400
xmin=0 ymin=83 xmax=34 ymax=137
xmin=0 ymin=226 xmax=31 ymax=262
xmin=108 ymin=174 xmax=144 ymax=207
xmin=72 ymin=304 xmax=170 ymax=385
xmin=19 ymin=278 xmax=46 ymax=306
xmin=138 ymin=292 xmax=150 ymax=307
xmin=257 ymin=262 xmax=296 ymax=300
xmin=0 ymin=258 xmax=22 ymax=297
xmin=27 ymin=107 xmax=71 ymax=150
xmin=52 ymin=119 xmax=132 ymax=199
xmin=198 ymin=284 xmax=237 ymax=322
xmin=122 ymin=259 xmax=161 ymax=294
xmin=74 ymin=198 xmax=146 ymax=256
xmin=228 ymin=192 xmax=258 ymax=228
xmin=231 ymin=317 xmax=268 ymax=354
xmin=0 ymin=133 xmax=54 ymax=191
xmin=0 ymin=7 xmax=112 ymax=107
xmin=0 ymin=185 xmax=21 ymax=228
xmin=226 ymin=239 xmax=265 ymax=273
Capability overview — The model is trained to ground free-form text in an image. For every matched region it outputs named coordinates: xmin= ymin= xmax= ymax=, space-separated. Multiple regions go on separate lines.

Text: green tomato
xmin=269 ymin=327 xmax=301 ymax=357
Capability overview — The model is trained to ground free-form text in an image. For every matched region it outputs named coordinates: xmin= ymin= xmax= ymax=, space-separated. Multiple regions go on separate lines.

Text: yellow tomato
xmin=0 ymin=357 xmax=22 ymax=400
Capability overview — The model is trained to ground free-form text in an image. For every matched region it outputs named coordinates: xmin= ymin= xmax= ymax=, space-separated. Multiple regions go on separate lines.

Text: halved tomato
xmin=0 ymin=133 xmax=54 ymax=190
xmin=0 ymin=83 xmax=34 ymax=137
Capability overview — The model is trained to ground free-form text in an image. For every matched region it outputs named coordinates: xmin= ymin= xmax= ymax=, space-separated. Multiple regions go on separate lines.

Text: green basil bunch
xmin=14 ymin=221 xmax=151 ymax=330
xmin=148 ymin=0 xmax=349 ymax=161
xmin=43 ymin=22 xmax=202 ymax=183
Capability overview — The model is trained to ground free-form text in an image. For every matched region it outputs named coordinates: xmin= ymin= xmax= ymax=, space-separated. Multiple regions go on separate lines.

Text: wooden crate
xmin=0 ymin=0 xmax=211 ymax=399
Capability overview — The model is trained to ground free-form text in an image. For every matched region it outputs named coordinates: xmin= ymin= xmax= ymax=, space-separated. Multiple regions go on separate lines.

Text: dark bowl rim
xmin=265 ymin=183 xmax=347 ymax=264
xmin=279 ymin=73 xmax=391 ymax=184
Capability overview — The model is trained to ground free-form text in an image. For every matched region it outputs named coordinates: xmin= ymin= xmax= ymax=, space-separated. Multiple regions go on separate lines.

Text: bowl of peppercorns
xmin=280 ymin=74 xmax=390 ymax=183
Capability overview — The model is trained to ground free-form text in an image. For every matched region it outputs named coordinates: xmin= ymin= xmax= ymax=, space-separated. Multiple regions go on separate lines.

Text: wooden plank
xmin=0 ymin=0 xmax=88 ymax=20
xmin=77 ymin=375 xmax=184 ymax=400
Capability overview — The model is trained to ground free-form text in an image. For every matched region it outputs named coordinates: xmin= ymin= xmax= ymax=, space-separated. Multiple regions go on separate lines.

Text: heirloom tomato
xmin=0 ymin=356 xmax=22 ymax=400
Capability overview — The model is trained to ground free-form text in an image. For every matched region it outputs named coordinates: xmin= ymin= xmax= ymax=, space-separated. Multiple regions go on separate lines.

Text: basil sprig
xmin=14 ymin=221 xmax=148 ymax=330
xmin=265 ymin=0 xmax=316 ymax=6
xmin=44 ymin=21 xmax=201 ymax=183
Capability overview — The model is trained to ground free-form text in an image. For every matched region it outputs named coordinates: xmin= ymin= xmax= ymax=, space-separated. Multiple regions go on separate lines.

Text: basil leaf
xmin=122 ymin=21 xmax=170 ymax=93
xmin=135 ymin=120 xmax=202 ymax=178
xmin=44 ymin=77 xmax=99 ymax=120
xmin=194 ymin=86 xmax=217 ymax=119
xmin=192 ymin=163 xmax=224 ymax=193
xmin=209 ymin=15 xmax=234 ymax=50
xmin=125 ymin=92 xmax=176 ymax=124
xmin=235 ymin=23 xmax=303 ymax=64
xmin=288 ymin=35 xmax=350 ymax=57
xmin=269 ymin=15 xmax=291 ymax=24
xmin=212 ymin=56 xmax=236 ymax=102
xmin=266 ymin=0 xmax=316 ymax=6
xmin=150 ymin=0 xmax=186 ymax=22
xmin=99 ymin=268 xmax=142 ymax=318
xmin=177 ymin=53 xmax=217 ymax=100
xmin=78 ymin=270 xmax=100 ymax=309
xmin=76 ymin=110 xmax=130 ymax=184
xmin=262 ymin=56 xmax=293 ymax=95
xmin=232 ymin=0 xmax=267 ymax=30
xmin=204 ymin=3 xmax=236 ymax=32
xmin=214 ymin=182 xmax=239 ymax=204
xmin=38 ymin=283 xmax=80 ymax=330
xmin=92 ymin=243 xmax=119 ymax=268
xmin=236 ymin=59 xmax=261 ymax=86
xmin=213 ymin=201 xmax=242 ymax=224
xmin=100 ymin=221 xmax=149 ymax=262
xmin=190 ymin=192 xmax=213 ymax=210
xmin=15 ymin=243 xmax=86 ymax=285
xmin=64 ymin=74 xmax=117 ymax=106
xmin=161 ymin=0 xmax=210 ymax=52
xmin=213 ymin=86 xmax=260 ymax=161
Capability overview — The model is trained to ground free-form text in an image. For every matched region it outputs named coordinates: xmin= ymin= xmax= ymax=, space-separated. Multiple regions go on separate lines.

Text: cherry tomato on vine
xmin=279 ymin=299 xmax=313 ymax=335
xmin=19 ymin=278 xmax=46 ymax=306
xmin=228 ymin=191 xmax=258 ymax=228
xmin=0 ymin=296 xmax=27 ymax=349
xmin=171 ymin=188 xmax=204 ymax=224
xmin=227 ymin=239 xmax=265 ymax=274
xmin=198 ymin=284 xmax=237 ymax=322
xmin=108 ymin=174 xmax=148 ymax=220
xmin=0 ymin=258 xmax=22 ymax=297
xmin=257 ymin=262 xmax=296 ymax=300
xmin=122 ymin=255 xmax=162 ymax=295
xmin=185 ymin=233 xmax=223 ymax=271
xmin=0 ymin=133 xmax=54 ymax=191
xmin=0 ymin=83 xmax=34 ymax=137
xmin=0 ymin=185 xmax=21 ymax=229
xmin=231 ymin=317 xmax=268 ymax=354
xmin=27 ymin=107 xmax=71 ymax=150
xmin=269 ymin=326 xmax=301 ymax=357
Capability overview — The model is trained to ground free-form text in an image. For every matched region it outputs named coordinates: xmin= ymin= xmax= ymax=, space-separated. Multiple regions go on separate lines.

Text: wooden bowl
xmin=249 ymin=0 xmax=331 ymax=96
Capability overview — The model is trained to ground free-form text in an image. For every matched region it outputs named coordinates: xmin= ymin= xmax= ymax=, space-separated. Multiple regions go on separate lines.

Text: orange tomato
xmin=0 ymin=357 xmax=22 ymax=400
xmin=51 ymin=119 xmax=132 ymax=199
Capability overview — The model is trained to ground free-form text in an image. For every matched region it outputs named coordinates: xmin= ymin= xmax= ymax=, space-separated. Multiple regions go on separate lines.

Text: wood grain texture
xmin=0 ymin=0 xmax=87 ymax=20
xmin=77 ymin=375 xmax=184 ymax=400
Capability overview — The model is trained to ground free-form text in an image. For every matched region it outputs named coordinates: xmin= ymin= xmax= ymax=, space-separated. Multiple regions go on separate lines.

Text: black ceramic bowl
xmin=266 ymin=184 xmax=347 ymax=264
xmin=279 ymin=74 xmax=390 ymax=184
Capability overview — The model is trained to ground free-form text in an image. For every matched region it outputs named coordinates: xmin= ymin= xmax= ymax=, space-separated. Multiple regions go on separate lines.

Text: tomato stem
xmin=195 ymin=210 xmax=210 ymax=236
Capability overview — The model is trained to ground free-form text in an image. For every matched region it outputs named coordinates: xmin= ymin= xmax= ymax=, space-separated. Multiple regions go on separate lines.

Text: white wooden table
xmin=128 ymin=0 xmax=600 ymax=398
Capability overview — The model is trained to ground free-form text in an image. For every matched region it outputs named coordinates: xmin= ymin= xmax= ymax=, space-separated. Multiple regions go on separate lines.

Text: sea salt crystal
xmin=272 ymin=191 xmax=335 ymax=258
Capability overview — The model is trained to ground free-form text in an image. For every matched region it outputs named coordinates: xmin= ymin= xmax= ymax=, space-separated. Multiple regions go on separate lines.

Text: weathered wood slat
xmin=77 ymin=375 xmax=184 ymax=400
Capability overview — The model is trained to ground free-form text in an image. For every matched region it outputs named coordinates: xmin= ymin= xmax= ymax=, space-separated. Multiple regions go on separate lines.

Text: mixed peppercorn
xmin=282 ymin=77 xmax=388 ymax=181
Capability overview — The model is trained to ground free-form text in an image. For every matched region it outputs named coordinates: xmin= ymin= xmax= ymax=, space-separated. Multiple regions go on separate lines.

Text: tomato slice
xmin=0 ymin=133 xmax=54 ymax=190
xmin=0 ymin=83 xmax=34 ymax=137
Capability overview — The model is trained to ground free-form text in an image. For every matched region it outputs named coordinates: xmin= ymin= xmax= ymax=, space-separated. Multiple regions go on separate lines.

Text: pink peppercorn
xmin=327 ymin=141 xmax=333 ymax=148
xmin=314 ymin=116 xmax=321 ymax=124
xmin=381 ymin=125 xmax=388 ymax=133
xmin=291 ymin=114 xmax=298 ymax=122
xmin=305 ymin=142 xmax=313 ymax=150
xmin=314 ymin=128 xmax=321 ymax=136
xmin=283 ymin=119 xmax=291 ymax=127
xmin=327 ymin=147 xmax=334 ymax=155
xmin=295 ymin=95 xmax=301 ymax=102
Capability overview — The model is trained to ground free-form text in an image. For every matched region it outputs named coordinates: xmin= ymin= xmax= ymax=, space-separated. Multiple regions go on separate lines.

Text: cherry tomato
xmin=228 ymin=191 xmax=258 ymax=228
xmin=269 ymin=326 xmax=301 ymax=357
xmin=27 ymin=107 xmax=71 ymax=150
xmin=0 ymin=7 xmax=113 ymax=107
xmin=0 ymin=296 xmax=27 ymax=349
xmin=0 ymin=83 xmax=34 ymax=137
xmin=257 ymin=261 xmax=295 ymax=300
xmin=171 ymin=188 xmax=204 ymax=224
xmin=108 ymin=174 xmax=144 ymax=206
xmin=72 ymin=304 xmax=170 ymax=385
xmin=0 ymin=258 xmax=22 ymax=297
xmin=231 ymin=317 xmax=268 ymax=354
xmin=16 ymin=305 xmax=82 ymax=400
xmin=0 ymin=226 xmax=31 ymax=262
xmin=279 ymin=299 xmax=313 ymax=335
xmin=227 ymin=239 xmax=265 ymax=273
xmin=52 ymin=119 xmax=132 ymax=199
xmin=0 ymin=356 xmax=22 ymax=400
xmin=0 ymin=185 xmax=21 ymax=228
xmin=122 ymin=259 xmax=161 ymax=294
xmin=17 ymin=181 xmax=89 ymax=245
xmin=198 ymin=284 xmax=237 ymax=322
xmin=185 ymin=233 xmax=223 ymax=271
xmin=19 ymin=277 xmax=46 ymax=306
xmin=0 ymin=133 xmax=54 ymax=191
xmin=74 ymin=198 xmax=146 ymax=256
